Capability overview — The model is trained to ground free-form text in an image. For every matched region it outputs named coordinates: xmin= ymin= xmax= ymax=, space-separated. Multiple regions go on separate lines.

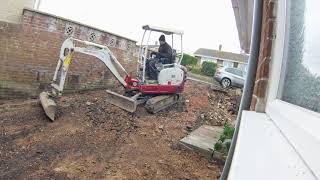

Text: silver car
xmin=214 ymin=67 xmax=246 ymax=88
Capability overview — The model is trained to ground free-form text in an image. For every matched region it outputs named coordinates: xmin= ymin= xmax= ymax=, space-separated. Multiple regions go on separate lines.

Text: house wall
xmin=250 ymin=0 xmax=276 ymax=112
xmin=195 ymin=56 xmax=202 ymax=66
xmin=0 ymin=0 xmax=35 ymax=23
xmin=198 ymin=55 xmax=248 ymax=72
xmin=222 ymin=60 xmax=234 ymax=68
xmin=0 ymin=9 xmax=138 ymax=99
xmin=239 ymin=63 xmax=248 ymax=72
xmin=217 ymin=59 xmax=223 ymax=66
xmin=200 ymin=57 xmax=217 ymax=64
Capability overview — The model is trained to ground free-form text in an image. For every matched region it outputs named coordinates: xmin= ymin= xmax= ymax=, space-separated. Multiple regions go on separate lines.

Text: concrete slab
xmin=180 ymin=125 xmax=223 ymax=159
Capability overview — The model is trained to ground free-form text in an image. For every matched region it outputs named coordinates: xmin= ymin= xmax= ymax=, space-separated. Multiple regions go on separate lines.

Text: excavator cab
xmin=137 ymin=25 xmax=184 ymax=83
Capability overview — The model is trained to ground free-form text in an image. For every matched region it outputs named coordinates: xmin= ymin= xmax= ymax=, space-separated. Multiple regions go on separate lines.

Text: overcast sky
xmin=39 ymin=0 xmax=240 ymax=54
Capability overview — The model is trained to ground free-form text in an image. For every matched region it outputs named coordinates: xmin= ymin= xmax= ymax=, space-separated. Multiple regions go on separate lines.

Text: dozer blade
xmin=106 ymin=90 xmax=137 ymax=113
xmin=39 ymin=92 xmax=57 ymax=121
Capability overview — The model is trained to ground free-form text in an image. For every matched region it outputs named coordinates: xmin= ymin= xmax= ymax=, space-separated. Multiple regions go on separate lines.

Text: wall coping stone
xmin=23 ymin=8 xmax=137 ymax=43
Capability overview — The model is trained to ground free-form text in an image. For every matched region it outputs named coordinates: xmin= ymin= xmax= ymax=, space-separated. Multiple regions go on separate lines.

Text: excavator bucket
xmin=106 ymin=90 xmax=137 ymax=113
xmin=39 ymin=92 xmax=57 ymax=121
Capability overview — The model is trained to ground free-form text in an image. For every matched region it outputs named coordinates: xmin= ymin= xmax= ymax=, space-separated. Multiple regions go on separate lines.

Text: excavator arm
xmin=40 ymin=38 xmax=137 ymax=121
xmin=51 ymin=38 xmax=128 ymax=95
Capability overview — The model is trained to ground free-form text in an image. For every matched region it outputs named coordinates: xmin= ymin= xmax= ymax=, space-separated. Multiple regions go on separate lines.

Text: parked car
xmin=214 ymin=67 xmax=246 ymax=88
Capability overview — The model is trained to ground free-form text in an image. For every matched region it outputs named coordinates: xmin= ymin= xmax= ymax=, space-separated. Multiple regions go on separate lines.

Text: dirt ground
xmin=0 ymin=81 xmax=238 ymax=180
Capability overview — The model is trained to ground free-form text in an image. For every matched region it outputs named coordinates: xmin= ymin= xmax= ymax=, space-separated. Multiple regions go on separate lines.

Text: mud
xmin=0 ymin=81 xmax=237 ymax=179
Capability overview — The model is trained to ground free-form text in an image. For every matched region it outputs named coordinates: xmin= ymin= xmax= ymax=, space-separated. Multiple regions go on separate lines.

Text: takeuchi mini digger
xmin=39 ymin=25 xmax=187 ymax=121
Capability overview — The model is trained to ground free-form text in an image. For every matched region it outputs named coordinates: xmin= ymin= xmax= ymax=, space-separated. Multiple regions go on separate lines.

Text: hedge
xmin=201 ymin=61 xmax=217 ymax=76
xmin=181 ymin=53 xmax=198 ymax=66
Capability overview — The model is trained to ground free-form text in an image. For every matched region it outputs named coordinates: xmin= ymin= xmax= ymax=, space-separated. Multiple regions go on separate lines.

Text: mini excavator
xmin=39 ymin=25 xmax=187 ymax=121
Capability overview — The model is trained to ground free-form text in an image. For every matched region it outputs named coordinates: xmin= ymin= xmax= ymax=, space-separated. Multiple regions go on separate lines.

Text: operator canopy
xmin=142 ymin=25 xmax=184 ymax=35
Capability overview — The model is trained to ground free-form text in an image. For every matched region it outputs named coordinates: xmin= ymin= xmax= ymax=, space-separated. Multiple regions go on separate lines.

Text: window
xmin=225 ymin=68 xmax=234 ymax=73
xmin=226 ymin=68 xmax=243 ymax=77
xmin=239 ymin=63 xmax=248 ymax=73
xmin=235 ymin=69 xmax=243 ymax=77
xmin=223 ymin=60 xmax=233 ymax=67
xmin=266 ymin=0 xmax=320 ymax=177
xmin=233 ymin=62 xmax=239 ymax=68
xmin=280 ymin=0 xmax=320 ymax=113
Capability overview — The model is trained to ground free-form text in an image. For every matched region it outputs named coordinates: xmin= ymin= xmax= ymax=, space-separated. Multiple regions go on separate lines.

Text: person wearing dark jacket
xmin=147 ymin=35 xmax=173 ymax=79
xmin=156 ymin=35 xmax=172 ymax=61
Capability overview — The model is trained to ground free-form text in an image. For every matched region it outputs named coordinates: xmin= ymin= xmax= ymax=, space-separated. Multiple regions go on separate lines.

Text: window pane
xmin=234 ymin=62 xmax=239 ymax=68
xmin=281 ymin=0 xmax=320 ymax=113
xmin=235 ymin=69 xmax=243 ymax=77
xmin=239 ymin=63 xmax=248 ymax=73
xmin=225 ymin=68 xmax=232 ymax=73
xmin=226 ymin=68 xmax=235 ymax=74
xmin=223 ymin=61 xmax=233 ymax=67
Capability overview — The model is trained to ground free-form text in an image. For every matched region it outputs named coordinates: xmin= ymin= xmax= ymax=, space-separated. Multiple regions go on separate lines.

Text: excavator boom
xmin=40 ymin=38 xmax=136 ymax=121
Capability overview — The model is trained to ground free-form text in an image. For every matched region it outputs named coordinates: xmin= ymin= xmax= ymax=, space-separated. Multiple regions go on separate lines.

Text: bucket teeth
xmin=39 ymin=92 xmax=57 ymax=121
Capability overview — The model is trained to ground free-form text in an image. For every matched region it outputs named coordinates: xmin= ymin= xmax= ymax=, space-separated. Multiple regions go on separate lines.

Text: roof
xmin=142 ymin=25 xmax=184 ymax=35
xmin=231 ymin=0 xmax=254 ymax=53
xmin=194 ymin=48 xmax=249 ymax=63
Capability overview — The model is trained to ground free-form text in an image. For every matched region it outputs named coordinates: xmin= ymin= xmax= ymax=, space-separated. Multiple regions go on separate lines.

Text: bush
xmin=223 ymin=123 xmax=235 ymax=139
xmin=201 ymin=61 xmax=217 ymax=76
xmin=181 ymin=54 xmax=198 ymax=66
xmin=213 ymin=123 xmax=235 ymax=154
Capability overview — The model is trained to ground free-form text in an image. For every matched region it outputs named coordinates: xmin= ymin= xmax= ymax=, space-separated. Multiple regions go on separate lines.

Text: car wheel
xmin=221 ymin=78 xmax=231 ymax=88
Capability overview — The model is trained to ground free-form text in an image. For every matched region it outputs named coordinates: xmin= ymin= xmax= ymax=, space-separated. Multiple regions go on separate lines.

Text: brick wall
xmin=250 ymin=0 xmax=276 ymax=112
xmin=0 ymin=8 xmax=138 ymax=99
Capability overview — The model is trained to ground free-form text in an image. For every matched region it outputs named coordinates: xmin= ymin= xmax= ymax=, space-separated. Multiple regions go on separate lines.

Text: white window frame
xmin=223 ymin=60 xmax=233 ymax=68
xmin=266 ymin=0 xmax=320 ymax=177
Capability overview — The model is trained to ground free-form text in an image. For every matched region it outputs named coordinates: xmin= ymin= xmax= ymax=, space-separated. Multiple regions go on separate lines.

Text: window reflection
xmin=281 ymin=0 xmax=320 ymax=113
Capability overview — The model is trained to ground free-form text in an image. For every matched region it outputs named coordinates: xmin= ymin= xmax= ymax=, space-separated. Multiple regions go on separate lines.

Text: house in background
xmin=194 ymin=46 xmax=249 ymax=72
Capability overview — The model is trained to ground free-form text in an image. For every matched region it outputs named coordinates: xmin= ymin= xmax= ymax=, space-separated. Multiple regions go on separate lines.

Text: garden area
xmin=181 ymin=54 xmax=219 ymax=85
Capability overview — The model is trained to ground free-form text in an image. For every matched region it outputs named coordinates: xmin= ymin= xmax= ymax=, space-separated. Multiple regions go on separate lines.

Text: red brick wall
xmin=250 ymin=0 xmax=276 ymax=112
xmin=0 ymin=9 xmax=138 ymax=99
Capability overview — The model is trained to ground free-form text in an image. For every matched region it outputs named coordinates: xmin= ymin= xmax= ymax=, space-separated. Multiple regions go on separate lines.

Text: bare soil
xmin=0 ymin=81 xmax=237 ymax=180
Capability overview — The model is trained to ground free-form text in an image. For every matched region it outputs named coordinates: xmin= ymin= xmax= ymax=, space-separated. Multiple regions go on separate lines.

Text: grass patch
xmin=213 ymin=123 xmax=235 ymax=154
xmin=191 ymin=67 xmax=202 ymax=75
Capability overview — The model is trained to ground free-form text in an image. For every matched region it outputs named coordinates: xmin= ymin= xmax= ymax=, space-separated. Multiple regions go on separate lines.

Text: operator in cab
xmin=154 ymin=35 xmax=172 ymax=62
xmin=147 ymin=35 xmax=173 ymax=79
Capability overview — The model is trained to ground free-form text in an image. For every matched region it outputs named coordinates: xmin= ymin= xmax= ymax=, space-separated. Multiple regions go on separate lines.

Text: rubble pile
xmin=196 ymin=87 xmax=241 ymax=128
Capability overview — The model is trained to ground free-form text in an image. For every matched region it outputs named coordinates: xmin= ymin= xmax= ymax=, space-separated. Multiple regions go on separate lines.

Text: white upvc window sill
xmin=228 ymin=111 xmax=315 ymax=180
xmin=266 ymin=100 xmax=320 ymax=178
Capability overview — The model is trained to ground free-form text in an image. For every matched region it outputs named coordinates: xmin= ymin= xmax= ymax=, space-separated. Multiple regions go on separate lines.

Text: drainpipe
xmin=220 ymin=0 xmax=263 ymax=179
